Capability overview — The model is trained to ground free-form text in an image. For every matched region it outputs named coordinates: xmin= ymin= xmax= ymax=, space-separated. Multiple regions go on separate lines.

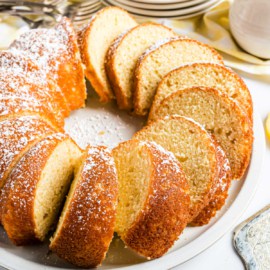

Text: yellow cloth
xmin=0 ymin=15 xmax=29 ymax=50
xmin=1 ymin=0 xmax=270 ymax=75
xmin=138 ymin=0 xmax=270 ymax=75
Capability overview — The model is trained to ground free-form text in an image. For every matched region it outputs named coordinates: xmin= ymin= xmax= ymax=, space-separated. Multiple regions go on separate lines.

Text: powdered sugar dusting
xmin=9 ymin=17 xmax=86 ymax=111
xmin=0 ymin=116 xmax=54 ymax=185
xmin=10 ymin=26 xmax=70 ymax=82
xmin=51 ymin=145 xmax=117 ymax=262
xmin=65 ymin=94 xmax=145 ymax=149
xmin=105 ymin=29 xmax=131 ymax=64
xmin=137 ymin=36 xmax=184 ymax=65
xmin=0 ymin=133 xmax=67 ymax=227
xmin=0 ymin=133 xmax=67 ymax=212
xmin=0 ymin=51 xmax=66 ymax=123
xmin=216 ymin=145 xmax=231 ymax=193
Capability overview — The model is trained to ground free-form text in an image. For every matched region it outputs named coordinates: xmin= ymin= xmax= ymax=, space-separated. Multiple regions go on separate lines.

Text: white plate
xmin=0 ymin=87 xmax=265 ymax=270
xmin=102 ymin=0 xmax=219 ymax=17
xmin=101 ymin=1 xmax=220 ymax=20
xmin=113 ymin=0 xmax=208 ymax=10
xmin=132 ymin=0 xmax=204 ymax=4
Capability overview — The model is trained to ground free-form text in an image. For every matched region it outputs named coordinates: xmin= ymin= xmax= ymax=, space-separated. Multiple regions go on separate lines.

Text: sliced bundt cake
xmin=149 ymin=63 xmax=253 ymax=122
xmin=10 ymin=18 xmax=86 ymax=111
xmin=191 ymin=144 xmax=231 ymax=226
xmin=133 ymin=37 xmax=224 ymax=116
xmin=149 ymin=87 xmax=253 ymax=180
xmin=2 ymin=133 xmax=81 ymax=245
xmin=133 ymin=116 xmax=219 ymax=221
xmin=105 ymin=22 xmax=177 ymax=110
xmin=50 ymin=146 xmax=118 ymax=268
xmin=0 ymin=115 xmax=56 ymax=190
xmin=112 ymin=139 xmax=190 ymax=258
xmin=78 ymin=7 xmax=137 ymax=102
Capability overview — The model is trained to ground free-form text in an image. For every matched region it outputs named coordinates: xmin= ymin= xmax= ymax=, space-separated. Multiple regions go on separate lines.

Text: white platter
xmin=102 ymin=0 xmax=219 ymax=17
xmin=0 ymin=85 xmax=265 ymax=270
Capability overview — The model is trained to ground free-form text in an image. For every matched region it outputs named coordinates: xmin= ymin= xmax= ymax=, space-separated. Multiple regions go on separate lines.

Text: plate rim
xmin=112 ymin=0 xmax=209 ymax=10
xmin=102 ymin=0 xmax=219 ymax=16
xmin=0 ymin=107 xmax=265 ymax=270
xmin=131 ymin=0 xmax=202 ymax=4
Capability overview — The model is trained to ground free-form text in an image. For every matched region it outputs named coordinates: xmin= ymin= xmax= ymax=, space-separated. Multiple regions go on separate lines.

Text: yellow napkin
xmin=0 ymin=15 xmax=29 ymax=50
xmin=138 ymin=0 xmax=270 ymax=75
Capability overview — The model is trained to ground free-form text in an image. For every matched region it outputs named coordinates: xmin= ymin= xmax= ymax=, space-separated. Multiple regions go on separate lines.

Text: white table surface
xmin=173 ymin=72 xmax=270 ymax=270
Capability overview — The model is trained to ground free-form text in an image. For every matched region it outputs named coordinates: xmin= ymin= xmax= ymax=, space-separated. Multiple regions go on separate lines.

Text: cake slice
xmin=0 ymin=115 xmax=57 ymax=190
xmin=149 ymin=63 xmax=253 ymax=122
xmin=133 ymin=116 xmax=219 ymax=221
xmin=150 ymin=87 xmax=253 ymax=180
xmin=78 ymin=7 xmax=137 ymax=102
xmin=10 ymin=18 xmax=86 ymax=111
xmin=191 ymin=144 xmax=231 ymax=226
xmin=50 ymin=146 xmax=118 ymax=268
xmin=2 ymin=133 xmax=81 ymax=245
xmin=112 ymin=139 xmax=190 ymax=258
xmin=105 ymin=23 xmax=177 ymax=110
xmin=133 ymin=37 xmax=224 ymax=116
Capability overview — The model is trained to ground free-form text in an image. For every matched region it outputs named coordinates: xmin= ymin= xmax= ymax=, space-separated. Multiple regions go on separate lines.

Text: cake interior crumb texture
xmin=113 ymin=142 xmax=150 ymax=236
xmin=34 ymin=140 xmax=81 ymax=239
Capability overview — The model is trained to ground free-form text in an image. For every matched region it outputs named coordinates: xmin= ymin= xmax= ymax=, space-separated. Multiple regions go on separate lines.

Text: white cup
xmin=229 ymin=0 xmax=270 ymax=59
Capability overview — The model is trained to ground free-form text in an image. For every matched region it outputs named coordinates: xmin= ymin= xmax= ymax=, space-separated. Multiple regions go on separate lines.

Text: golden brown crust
xmin=133 ymin=37 xmax=224 ymax=116
xmin=105 ymin=23 xmax=177 ymax=110
xmin=0 ymin=51 xmax=68 ymax=129
xmin=50 ymin=146 xmax=118 ymax=268
xmin=54 ymin=18 xmax=86 ymax=110
xmin=115 ymin=139 xmax=190 ymax=258
xmin=133 ymin=115 xmax=218 ymax=221
xmin=1 ymin=133 xmax=69 ymax=245
xmin=105 ymin=30 xmax=132 ymax=109
xmin=0 ymin=116 xmax=56 ymax=192
xmin=0 ymin=65 xmax=64 ymax=129
xmin=9 ymin=18 xmax=86 ymax=111
xmin=191 ymin=144 xmax=231 ymax=226
xmin=78 ymin=19 xmax=113 ymax=103
xmin=151 ymin=87 xmax=253 ymax=180
xmin=0 ymin=97 xmax=62 ymax=130
xmin=78 ymin=7 xmax=137 ymax=103
xmin=149 ymin=62 xmax=253 ymax=123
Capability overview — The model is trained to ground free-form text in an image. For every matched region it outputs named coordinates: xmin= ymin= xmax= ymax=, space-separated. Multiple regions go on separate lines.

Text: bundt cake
xmin=9 ymin=18 xmax=86 ymax=111
xmin=149 ymin=63 xmax=253 ymax=122
xmin=78 ymin=6 xmax=137 ymax=102
xmin=133 ymin=116 xmax=218 ymax=222
xmin=149 ymin=87 xmax=253 ymax=180
xmin=0 ymin=6 xmax=254 ymax=268
xmin=1 ymin=133 xmax=81 ymax=245
xmin=105 ymin=22 xmax=177 ymax=110
xmin=0 ymin=115 xmax=57 ymax=190
xmin=112 ymin=139 xmax=190 ymax=258
xmin=133 ymin=37 xmax=224 ymax=116
xmin=50 ymin=145 xmax=118 ymax=268
xmin=191 ymin=144 xmax=231 ymax=226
